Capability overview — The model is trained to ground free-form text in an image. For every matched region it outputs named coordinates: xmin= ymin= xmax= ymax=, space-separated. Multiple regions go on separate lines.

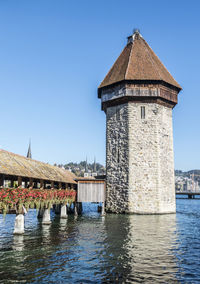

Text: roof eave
xmin=98 ymin=79 xmax=182 ymax=98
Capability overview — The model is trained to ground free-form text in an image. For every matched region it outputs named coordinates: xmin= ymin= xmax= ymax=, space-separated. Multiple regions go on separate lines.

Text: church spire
xmin=85 ymin=157 xmax=88 ymax=172
xmin=27 ymin=140 xmax=32 ymax=159
xmin=93 ymin=157 xmax=96 ymax=172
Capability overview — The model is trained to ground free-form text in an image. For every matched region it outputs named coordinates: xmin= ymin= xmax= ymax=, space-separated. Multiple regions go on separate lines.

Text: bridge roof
xmin=0 ymin=149 xmax=76 ymax=184
xmin=98 ymin=30 xmax=181 ymax=92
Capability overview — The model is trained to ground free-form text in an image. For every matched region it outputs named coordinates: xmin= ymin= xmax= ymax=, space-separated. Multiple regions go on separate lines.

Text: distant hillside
xmin=175 ymin=169 xmax=200 ymax=176
xmin=175 ymin=170 xmax=200 ymax=182
xmin=54 ymin=161 xmax=106 ymax=177
xmin=53 ymin=165 xmax=200 ymax=179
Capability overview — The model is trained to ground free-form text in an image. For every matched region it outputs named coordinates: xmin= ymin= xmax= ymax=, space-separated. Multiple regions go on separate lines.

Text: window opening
xmin=141 ymin=106 xmax=145 ymax=119
xmin=117 ymin=148 xmax=120 ymax=164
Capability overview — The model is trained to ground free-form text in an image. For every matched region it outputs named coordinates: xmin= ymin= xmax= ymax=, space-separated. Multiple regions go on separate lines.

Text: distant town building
xmin=175 ymin=174 xmax=200 ymax=192
xmin=84 ymin=157 xmax=98 ymax=177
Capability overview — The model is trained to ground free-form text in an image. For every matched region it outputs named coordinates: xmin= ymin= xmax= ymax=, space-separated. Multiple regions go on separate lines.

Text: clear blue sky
xmin=0 ymin=0 xmax=199 ymax=171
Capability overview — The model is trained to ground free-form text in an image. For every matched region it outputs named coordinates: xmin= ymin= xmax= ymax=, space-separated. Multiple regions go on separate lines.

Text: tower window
xmin=117 ymin=148 xmax=120 ymax=164
xmin=141 ymin=106 xmax=145 ymax=119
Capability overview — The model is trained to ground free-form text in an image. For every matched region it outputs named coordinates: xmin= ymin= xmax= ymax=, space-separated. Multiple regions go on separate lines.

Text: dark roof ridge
xmin=125 ymin=41 xmax=134 ymax=79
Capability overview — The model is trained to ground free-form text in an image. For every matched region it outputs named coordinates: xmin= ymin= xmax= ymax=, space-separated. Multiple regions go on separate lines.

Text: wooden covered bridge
xmin=0 ymin=149 xmax=106 ymax=235
xmin=0 ymin=149 xmax=76 ymax=190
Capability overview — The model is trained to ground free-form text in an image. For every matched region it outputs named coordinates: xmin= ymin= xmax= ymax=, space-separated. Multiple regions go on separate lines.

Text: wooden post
xmin=29 ymin=178 xmax=33 ymax=188
xmin=58 ymin=182 xmax=62 ymax=189
xmin=51 ymin=181 xmax=54 ymax=189
xmin=11 ymin=178 xmax=14 ymax=188
xmin=78 ymin=202 xmax=83 ymax=214
xmin=0 ymin=175 xmax=4 ymax=187
xmin=24 ymin=180 xmax=28 ymax=188
xmin=55 ymin=204 xmax=61 ymax=214
xmin=40 ymin=179 xmax=44 ymax=189
xmin=37 ymin=209 xmax=44 ymax=219
xmin=18 ymin=177 xmax=22 ymax=187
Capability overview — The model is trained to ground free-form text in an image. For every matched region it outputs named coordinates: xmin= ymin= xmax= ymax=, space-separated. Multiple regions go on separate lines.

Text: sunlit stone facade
xmin=106 ymin=100 xmax=176 ymax=213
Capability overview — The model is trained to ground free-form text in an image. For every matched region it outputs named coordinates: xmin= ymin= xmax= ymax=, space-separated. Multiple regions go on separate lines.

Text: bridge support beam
xmin=18 ymin=177 xmax=22 ymax=187
xmin=13 ymin=214 xmax=25 ymax=235
xmin=11 ymin=178 xmax=14 ymax=188
xmin=55 ymin=204 xmax=61 ymax=214
xmin=60 ymin=204 xmax=68 ymax=219
xmin=29 ymin=178 xmax=33 ymax=189
xmin=40 ymin=179 xmax=44 ymax=189
xmin=0 ymin=175 xmax=4 ymax=187
xmin=188 ymin=194 xmax=195 ymax=199
xmin=37 ymin=208 xmax=44 ymax=219
xmin=42 ymin=209 xmax=51 ymax=225
xmin=78 ymin=202 xmax=82 ymax=214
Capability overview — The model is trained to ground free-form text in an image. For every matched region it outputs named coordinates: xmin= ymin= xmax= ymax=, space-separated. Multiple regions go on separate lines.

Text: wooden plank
xmin=77 ymin=181 xmax=105 ymax=202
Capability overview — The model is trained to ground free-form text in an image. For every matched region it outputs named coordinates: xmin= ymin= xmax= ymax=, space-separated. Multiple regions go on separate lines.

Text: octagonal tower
xmin=98 ymin=30 xmax=181 ymax=214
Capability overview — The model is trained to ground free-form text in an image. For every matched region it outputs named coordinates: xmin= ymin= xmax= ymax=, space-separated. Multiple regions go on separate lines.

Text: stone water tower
xmin=98 ymin=30 xmax=181 ymax=214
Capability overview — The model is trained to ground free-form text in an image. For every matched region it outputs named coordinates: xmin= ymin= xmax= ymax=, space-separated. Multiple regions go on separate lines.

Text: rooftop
xmin=0 ymin=149 xmax=76 ymax=184
xmin=98 ymin=30 xmax=181 ymax=93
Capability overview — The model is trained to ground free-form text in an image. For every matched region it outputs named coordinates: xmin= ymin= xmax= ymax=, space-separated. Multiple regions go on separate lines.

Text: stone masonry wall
xmin=106 ymin=102 xmax=176 ymax=214
xmin=157 ymin=104 xmax=176 ymax=213
xmin=128 ymin=103 xmax=175 ymax=214
xmin=106 ymin=104 xmax=129 ymax=213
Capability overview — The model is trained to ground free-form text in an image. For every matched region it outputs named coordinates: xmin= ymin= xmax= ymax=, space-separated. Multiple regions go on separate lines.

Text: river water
xmin=0 ymin=198 xmax=200 ymax=283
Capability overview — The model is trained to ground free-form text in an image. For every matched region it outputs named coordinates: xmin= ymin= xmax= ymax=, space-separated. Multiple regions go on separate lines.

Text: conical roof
xmin=98 ymin=30 xmax=181 ymax=91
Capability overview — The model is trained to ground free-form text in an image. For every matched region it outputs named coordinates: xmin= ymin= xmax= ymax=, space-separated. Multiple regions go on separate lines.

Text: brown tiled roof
xmin=0 ymin=149 xmax=77 ymax=184
xmin=99 ymin=31 xmax=181 ymax=91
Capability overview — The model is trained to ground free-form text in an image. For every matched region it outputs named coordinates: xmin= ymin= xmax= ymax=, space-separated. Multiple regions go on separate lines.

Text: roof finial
xmin=133 ymin=28 xmax=140 ymax=35
xmin=127 ymin=28 xmax=141 ymax=44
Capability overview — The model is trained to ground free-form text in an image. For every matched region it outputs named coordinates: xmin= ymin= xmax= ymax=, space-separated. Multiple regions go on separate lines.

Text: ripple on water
xmin=0 ymin=201 xmax=200 ymax=283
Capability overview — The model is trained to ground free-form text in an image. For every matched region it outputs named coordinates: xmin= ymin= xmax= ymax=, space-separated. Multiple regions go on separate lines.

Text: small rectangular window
xmin=117 ymin=148 xmax=120 ymax=163
xmin=141 ymin=106 xmax=145 ymax=119
xmin=116 ymin=108 xmax=120 ymax=121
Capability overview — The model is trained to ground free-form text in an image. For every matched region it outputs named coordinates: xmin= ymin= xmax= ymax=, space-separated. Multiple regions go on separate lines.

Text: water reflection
xmin=0 ymin=201 xmax=200 ymax=283
xmin=125 ymin=215 xmax=179 ymax=283
xmin=59 ymin=218 xmax=68 ymax=228
xmin=99 ymin=214 xmax=179 ymax=283
xmin=42 ymin=224 xmax=51 ymax=241
xmin=12 ymin=235 xmax=24 ymax=252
